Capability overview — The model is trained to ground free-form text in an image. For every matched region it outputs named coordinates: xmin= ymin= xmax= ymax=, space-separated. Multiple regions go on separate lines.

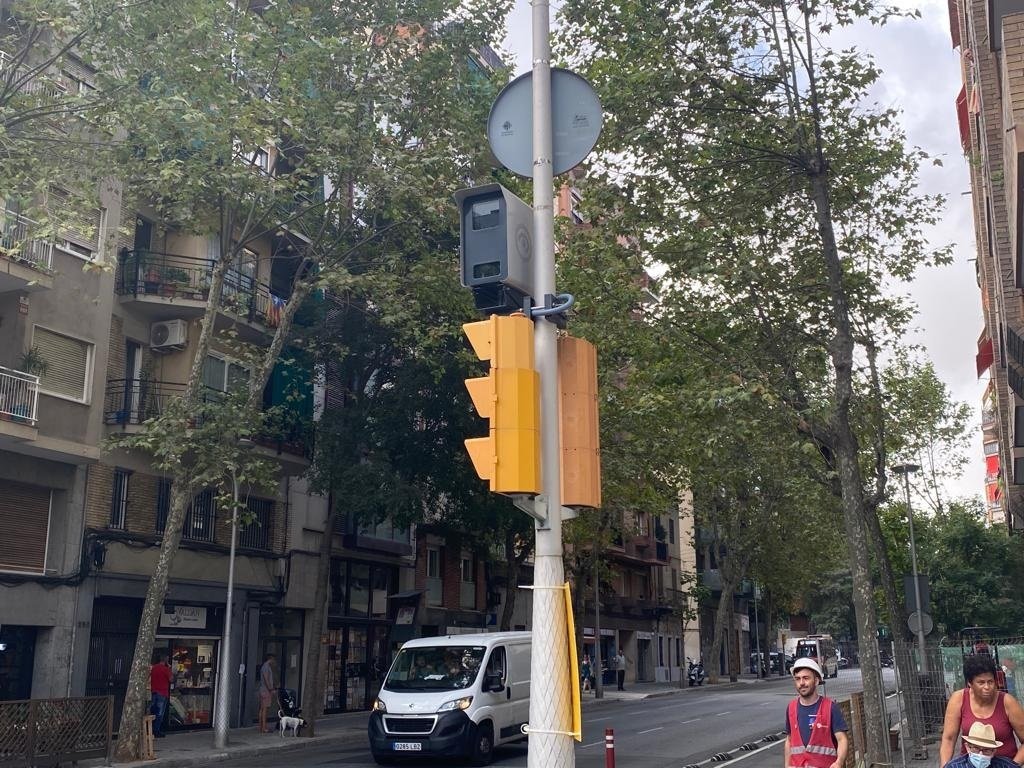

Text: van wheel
xmin=470 ymin=722 xmax=494 ymax=766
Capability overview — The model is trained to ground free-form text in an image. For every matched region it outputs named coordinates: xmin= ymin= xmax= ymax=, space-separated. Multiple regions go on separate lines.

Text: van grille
xmin=384 ymin=716 xmax=437 ymax=735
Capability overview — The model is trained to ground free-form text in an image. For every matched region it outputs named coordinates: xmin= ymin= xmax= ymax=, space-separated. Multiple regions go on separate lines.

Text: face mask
xmin=969 ymin=752 xmax=992 ymax=768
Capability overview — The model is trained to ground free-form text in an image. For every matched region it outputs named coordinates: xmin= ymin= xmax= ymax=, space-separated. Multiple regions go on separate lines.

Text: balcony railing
xmin=116 ymin=249 xmax=286 ymax=327
xmin=459 ymin=581 xmax=477 ymax=609
xmin=0 ymin=365 xmax=40 ymax=426
xmin=0 ymin=49 xmax=66 ymax=100
xmin=104 ymin=378 xmax=311 ymax=457
xmin=0 ymin=210 xmax=53 ymax=273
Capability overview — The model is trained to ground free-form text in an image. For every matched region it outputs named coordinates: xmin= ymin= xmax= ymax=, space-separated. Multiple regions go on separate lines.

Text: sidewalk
xmin=85 ymin=677 xmax=782 ymax=767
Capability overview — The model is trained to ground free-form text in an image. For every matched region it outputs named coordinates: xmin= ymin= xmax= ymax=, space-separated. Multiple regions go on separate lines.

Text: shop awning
xmin=957 ymin=85 xmax=971 ymax=152
xmin=977 ymin=333 xmax=994 ymax=377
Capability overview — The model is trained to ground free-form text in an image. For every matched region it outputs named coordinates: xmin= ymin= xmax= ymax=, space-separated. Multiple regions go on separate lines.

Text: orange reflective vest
xmin=788 ymin=697 xmax=838 ymax=768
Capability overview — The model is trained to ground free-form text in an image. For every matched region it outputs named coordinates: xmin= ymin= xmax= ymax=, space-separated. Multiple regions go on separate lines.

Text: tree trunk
xmin=301 ymin=500 xmax=341 ymax=736
xmin=706 ymin=571 xmax=741 ymax=684
xmin=810 ymin=172 xmax=888 ymax=764
xmin=499 ymin=530 xmax=521 ymax=631
xmin=114 ymin=246 xmax=315 ymax=761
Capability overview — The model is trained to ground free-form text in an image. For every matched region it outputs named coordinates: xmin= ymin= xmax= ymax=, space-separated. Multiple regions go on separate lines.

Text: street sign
xmin=487 ymin=68 xmax=603 ymax=178
xmin=908 ymin=611 xmax=934 ymax=636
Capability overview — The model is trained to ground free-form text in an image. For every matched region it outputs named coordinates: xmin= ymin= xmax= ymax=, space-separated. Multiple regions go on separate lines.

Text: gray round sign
xmin=487 ymin=68 xmax=603 ymax=178
xmin=908 ymin=611 xmax=934 ymax=636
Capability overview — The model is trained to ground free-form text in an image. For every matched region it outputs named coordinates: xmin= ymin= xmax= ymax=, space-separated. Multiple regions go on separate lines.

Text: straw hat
xmin=963 ymin=723 xmax=1003 ymax=750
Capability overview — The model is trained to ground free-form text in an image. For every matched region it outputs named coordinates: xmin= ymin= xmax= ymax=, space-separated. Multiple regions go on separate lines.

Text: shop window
xmin=109 ymin=468 xmax=130 ymax=529
xmin=349 ymin=562 xmax=370 ymax=617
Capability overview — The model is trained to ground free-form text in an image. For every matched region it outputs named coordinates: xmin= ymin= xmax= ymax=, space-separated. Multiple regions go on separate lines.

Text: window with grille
xmin=109 ymin=468 xmax=130 ymax=529
xmin=32 ymin=325 xmax=93 ymax=402
xmin=156 ymin=477 xmax=171 ymax=533
xmin=239 ymin=496 xmax=272 ymax=550
xmin=184 ymin=488 xmax=216 ymax=542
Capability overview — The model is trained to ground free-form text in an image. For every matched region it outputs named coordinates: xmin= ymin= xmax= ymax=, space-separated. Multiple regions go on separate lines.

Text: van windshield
xmin=384 ymin=646 xmax=487 ymax=692
xmin=795 ymin=643 xmax=818 ymax=658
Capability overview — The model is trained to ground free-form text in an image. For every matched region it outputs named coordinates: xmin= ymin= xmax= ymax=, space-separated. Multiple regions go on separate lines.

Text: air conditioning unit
xmin=150 ymin=319 xmax=188 ymax=352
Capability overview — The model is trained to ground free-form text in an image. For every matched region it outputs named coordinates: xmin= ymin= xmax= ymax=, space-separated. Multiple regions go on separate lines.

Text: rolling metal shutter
xmin=33 ymin=325 xmax=92 ymax=401
xmin=0 ymin=479 xmax=51 ymax=572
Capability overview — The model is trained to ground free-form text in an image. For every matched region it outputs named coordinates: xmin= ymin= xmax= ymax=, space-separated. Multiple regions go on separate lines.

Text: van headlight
xmin=372 ymin=698 xmax=387 ymax=712
xmin=437 ymin=696 xmax=473 ymax=712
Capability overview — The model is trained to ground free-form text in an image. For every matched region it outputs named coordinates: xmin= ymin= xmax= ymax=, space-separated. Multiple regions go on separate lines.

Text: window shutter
xmin=48 ymin=187 xmax=101 ymax=253
xmin=0 ymin=479 xmax=51 ymax=572
xmin=34 ymin=326 xmax=92 ymax=400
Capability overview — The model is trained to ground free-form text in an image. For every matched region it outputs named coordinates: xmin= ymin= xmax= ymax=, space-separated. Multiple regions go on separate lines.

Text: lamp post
xmin=892 ymin=463 xmax=928 ymax=674
xmin=214 ymin=439 xmax=252 ymax=749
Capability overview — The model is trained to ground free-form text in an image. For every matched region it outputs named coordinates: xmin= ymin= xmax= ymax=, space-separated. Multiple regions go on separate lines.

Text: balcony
xmin=426 ymin=577 xmax=443 ymax=606
xmin=0 ymin=211 xmax=54 ymax=292
xmin=0 ymin=365 xmax=39 ymax=442
xmin=460 ymin=581 xmax=477 ymax=609
xmin=115 ymin=249 xmax=286 ymax=337
xmin=104 ymin=378 xmax=310 ymax=470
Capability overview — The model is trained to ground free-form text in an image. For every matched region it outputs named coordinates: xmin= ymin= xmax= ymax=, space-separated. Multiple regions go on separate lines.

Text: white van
xmin=795 ymin=634 xmax=839 ymax=679
xmin=367 ymin=632 xmax=530 ymax=766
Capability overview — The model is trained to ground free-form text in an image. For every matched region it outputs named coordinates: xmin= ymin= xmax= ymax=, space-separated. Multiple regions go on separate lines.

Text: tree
xmin=556 ymin=0 xmax=950 ymax=758
xmin=63 ymin=0 xmax=510 ymax=757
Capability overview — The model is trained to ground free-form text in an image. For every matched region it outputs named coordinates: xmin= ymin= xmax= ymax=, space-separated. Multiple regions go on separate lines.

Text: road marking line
xmin=638 ymin=727 xmax=664 ymax=735
xmin=726 ymin=738 xmax=785 ymax=763
xmin=581 ymin=740 xmax=604 ymax=748
xmin=681 ymin=718 xmax=701 ymax=724
xmin=715 ymin=711 xmax=732 ymax=716
xmin=589 ymin=716 xmax=612 ymax=722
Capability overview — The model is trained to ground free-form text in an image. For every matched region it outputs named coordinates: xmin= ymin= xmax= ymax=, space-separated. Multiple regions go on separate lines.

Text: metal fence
xmin=0 ymin=695 xmax=113 ymax=768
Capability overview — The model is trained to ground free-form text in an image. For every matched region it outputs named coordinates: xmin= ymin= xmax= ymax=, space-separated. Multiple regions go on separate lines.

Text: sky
xmin=500 ymin=0 xmax=988 ymax=505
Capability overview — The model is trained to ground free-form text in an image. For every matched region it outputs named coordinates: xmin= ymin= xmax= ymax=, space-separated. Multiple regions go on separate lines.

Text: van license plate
xmin=394 ymin=742 xmax=422 ymax=752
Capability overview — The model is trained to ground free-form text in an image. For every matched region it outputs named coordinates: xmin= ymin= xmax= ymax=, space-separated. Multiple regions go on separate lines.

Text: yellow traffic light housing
xmin=558 ymin=335 xmax=601 ymax=509
xmin=463 ymin=314 xmax=541 ymax=494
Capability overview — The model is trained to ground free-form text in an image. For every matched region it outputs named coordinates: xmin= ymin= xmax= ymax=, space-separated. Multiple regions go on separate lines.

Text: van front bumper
xmin=368 ymin=710 xmax=476 ymax=758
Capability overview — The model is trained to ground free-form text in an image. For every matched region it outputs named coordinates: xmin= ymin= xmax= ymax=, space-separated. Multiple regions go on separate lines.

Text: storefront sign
xmin=740 ymin=616 xmax=750 ymax=632
xmin=160 ymin=605 xmax=208 ymax=630
xmin=396 ymin=607 xmax=415 ymax=625
xmin=637 ymin=631 xmax=653 ymax=640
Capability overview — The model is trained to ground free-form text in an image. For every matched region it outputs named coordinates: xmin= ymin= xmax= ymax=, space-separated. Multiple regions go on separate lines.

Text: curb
xmin=81 ymin=729 xmax=368 ymax=768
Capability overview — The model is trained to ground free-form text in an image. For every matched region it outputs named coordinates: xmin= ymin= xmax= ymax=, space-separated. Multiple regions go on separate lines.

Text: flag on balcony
xmin=267 ymin=294 xmax=285 ymax=327
xmin=977 ymin=333 xmax=994 ymax=377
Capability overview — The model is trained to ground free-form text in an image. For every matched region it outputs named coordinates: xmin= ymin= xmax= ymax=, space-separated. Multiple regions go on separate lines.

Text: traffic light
xmin=463 ymin=314 xmax=541 ymax=494
xmin=558 ymin=335 xmax=601 ymax=509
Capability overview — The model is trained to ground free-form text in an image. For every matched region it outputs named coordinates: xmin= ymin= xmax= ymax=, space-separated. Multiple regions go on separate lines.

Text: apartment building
xmin=953 ymin=0 xmax=1024 ymax=529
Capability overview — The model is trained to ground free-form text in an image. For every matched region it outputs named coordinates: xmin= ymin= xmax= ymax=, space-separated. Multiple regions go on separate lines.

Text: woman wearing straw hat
xmin=943 ymin=723 xmax=1020 ymax=768
xmin=941 ymin=655 xmax=1024 ymax=768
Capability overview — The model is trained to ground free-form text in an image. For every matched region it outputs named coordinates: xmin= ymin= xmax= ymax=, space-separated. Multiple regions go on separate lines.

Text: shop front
xmin=156 ymin=603 xmax=225 ymax=730
xmin=322 ymin=558 xmax=397 ymax=713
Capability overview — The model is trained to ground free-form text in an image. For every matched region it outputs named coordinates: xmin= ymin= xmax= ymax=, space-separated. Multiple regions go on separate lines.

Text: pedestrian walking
xmin=257 ymin=653 xmax=276 ymax=734
xmin=149 ymin=653 xmax=172 ymax=738
xmin=940 ymin=655 xmax=1024 ymax=767
xmin=614 ymin=650 xmax=627 ymax=691
xmin=784 ymin=658 xmax=849 ymax=768
xmin=582 ymin=654 xmax=592 ymax=692
xmin=943 ymin=723 xmax=1020 ymax=768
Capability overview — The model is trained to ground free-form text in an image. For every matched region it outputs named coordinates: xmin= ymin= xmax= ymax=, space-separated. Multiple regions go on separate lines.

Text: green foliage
xmin=880 ymin=499 xmax=1024 ymax=636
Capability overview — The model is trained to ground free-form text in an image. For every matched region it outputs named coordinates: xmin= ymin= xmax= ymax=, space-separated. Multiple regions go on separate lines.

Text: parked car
xmin=368 ymin=632 xmax=530 ymax=766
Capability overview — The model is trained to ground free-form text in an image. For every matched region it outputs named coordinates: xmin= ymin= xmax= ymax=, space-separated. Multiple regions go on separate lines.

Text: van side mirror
xmin=484 ymin=672 xmax=504 ymax=692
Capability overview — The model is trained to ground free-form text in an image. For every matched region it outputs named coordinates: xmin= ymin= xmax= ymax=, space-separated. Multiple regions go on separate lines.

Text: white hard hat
xmin=792 ymin=658 xmax=823 ymax=679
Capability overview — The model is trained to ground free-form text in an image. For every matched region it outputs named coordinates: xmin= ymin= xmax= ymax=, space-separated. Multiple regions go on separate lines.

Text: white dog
xmin=277 ymin=710 xmax=306 ymax=737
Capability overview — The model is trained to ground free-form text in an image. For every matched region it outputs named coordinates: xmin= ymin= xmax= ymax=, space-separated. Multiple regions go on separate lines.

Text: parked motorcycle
xmin=687 ymin=657 xmax=706 ymax=687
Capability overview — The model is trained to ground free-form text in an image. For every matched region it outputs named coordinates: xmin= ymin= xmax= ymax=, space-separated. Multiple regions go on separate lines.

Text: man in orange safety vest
xmin=784 ymin=658 xmax=850 ymax=768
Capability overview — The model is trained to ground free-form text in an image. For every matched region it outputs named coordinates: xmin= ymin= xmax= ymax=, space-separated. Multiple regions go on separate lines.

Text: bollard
xmin=605 ymin=727 xmax=616 ymax=768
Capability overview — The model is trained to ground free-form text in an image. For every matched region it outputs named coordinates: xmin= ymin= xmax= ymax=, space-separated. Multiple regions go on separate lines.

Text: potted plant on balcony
xmin=6 ymin=347 xmax=48 ymax=424
xmin=159 ymin=265 xmax=190 ymax=297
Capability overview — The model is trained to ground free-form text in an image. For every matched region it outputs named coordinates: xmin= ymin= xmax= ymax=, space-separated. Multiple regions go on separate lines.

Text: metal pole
xmin=753 ymin=585 xmax=762 ymax=678
xmin=528 ymin=0 xmax=573 ymax=764
xmin=214 ymin=466 xmax=240 ymax=748
xmin=605 ymin=728 xmax=616 ymax=768
xmin=895 ymin=465 xmax=928 ymax=675
xmin=594 ymin=553 xmax=603 ymax=699
xmin=892 ymin=640 xmax=909 ymax=768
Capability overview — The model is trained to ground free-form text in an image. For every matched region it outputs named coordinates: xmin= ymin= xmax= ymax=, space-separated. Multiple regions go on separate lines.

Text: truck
xmin=368 ymin=631 xmax=531 ymax=766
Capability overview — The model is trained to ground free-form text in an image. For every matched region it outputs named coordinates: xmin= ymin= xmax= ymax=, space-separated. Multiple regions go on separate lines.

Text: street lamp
xmin=214 ymin=438 xmax=253 ymax=749
xmin=892 ymin=463 xmax=928 ymax=674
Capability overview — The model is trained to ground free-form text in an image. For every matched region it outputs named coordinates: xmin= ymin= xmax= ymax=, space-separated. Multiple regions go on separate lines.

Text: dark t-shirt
xmin=785 ymin=698 xmax=849 ymax=745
